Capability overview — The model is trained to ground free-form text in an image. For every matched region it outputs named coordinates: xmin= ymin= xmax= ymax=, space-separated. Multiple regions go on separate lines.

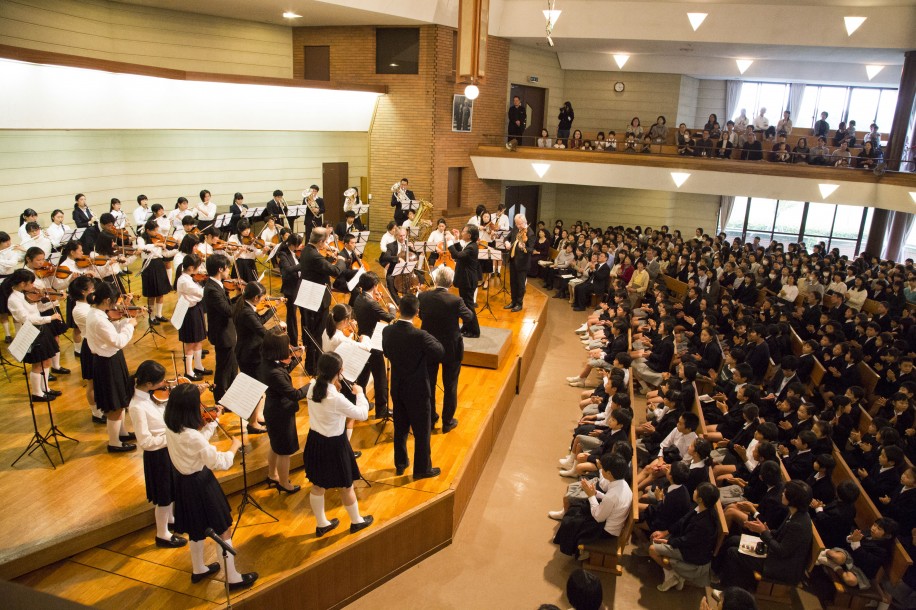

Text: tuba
xmin=343 ymin=188 xmax=357 ymax=212
xmin=412 ymin=198 xmax=435 ymax=242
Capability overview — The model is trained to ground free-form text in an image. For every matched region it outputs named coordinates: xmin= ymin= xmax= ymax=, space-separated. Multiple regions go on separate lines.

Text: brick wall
xmin=292 ymin=25 xmax=509 ymax=235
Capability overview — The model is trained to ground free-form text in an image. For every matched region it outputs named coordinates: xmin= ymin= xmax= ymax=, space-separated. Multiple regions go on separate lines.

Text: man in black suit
xmin=302 ymin=184 xmax=324 ymax=241
xmin=294 ymin=227 xmax=346 ymax=374
xmin=572 ymin=251 xmax=610 ymax=311
xmin=507 ymin=95 xmax=526 ymax=143
xmin=447 ymin=224 xmax=481 ymax=337
xmin=202 ymin=254 xmax=237 ymax=403
xmin=390 ymin=177 xmax=415 ymax=226
xmin=353 ymin=272 xmax=396 ymax=418
xmin=379 ymin=227 xmax=415 ymax=303
xmin=504 ymin=213 xmax=534 ymax=312
xmin=418 ymin=266 xmax=476 ymax=434
xmin=264 ymin=189 xmax=289 ymax=227
xmin=331 ymin=233 xmax=361 ymax=298
xmin=334 ymin=210 xmax=366 ymax=240
xmin=382 ymin=295 xmax=444 ymax=479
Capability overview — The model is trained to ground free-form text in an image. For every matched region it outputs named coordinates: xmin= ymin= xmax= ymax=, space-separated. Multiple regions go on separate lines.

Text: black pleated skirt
xmin=178 ymin=303 xmax=206 ymax=343
xmin=23 ymin=324 xmax=58 ymax=364
xmin=172 ymin=467 xmax=232 ymax=542
xmin=303 ymin=429 xmax=360 ymax=489
xmin=41 ymin=308 xmax=67 ymax=337
xmin=93 ymin=351 xmax=131 ymax=412
xmin=143 ymin=447 xmax=175 ymax=506
xmin=264 ymin=405 xmax=299 ymax=456
xmin=234 ymin=258 xmax=258 ymax=283
xmin=142 ymin=258 xmax=171 ymax=297
xmin=79 ymin=338 xmax=94 ymax=380
xmin=66 ymin=296 xmax=77 ymax=329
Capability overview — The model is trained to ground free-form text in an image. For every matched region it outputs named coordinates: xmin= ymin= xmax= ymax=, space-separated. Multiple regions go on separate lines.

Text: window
xmin=746 ymin=198 xmax=777 ymax=237
xmin=875 ymin=90 xmax=898 ymax=134
xmin=724 ymin=197 xmax=749 ymax=242
xmin=732 ymin=83 xmax=789 ymax=123
xmin=797 ymin=84 xmax=898 ymax=130
xmin=376 ymin=28 xmax=420 ymax=74
xmin=847 ymin=88 xmax=880 ymax=130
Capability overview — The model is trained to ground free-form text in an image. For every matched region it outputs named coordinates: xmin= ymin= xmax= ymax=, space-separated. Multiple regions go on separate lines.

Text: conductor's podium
xmin=463 ymin=326 xmax=512 ymax=369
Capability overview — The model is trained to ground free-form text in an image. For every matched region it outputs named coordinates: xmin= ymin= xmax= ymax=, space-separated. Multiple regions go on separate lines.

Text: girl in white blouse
xmin=68 ymin=275 xmax=105 ymax=423
xmin=227 ymin=219 xmax=265 ymax=283
xmin=777 ymin=274 xmax=799 ymax=305
xmin=195 ymin=190 xmax=217 ymax=230
xmin=427 ymin=218 xmax=455 ymax=267
xmin=322 ymin=304 xmax=371 ymax=446
xmin=163 ymin=384 xmax=256 ymax=589
xmin=6 ymin=268 xmax=63 ymax=401
xmin=109 ymin=198 xmax=126 ymax=229
xmin=846 ymin=276 xmax=869 ymax=311
xmin=175 ymin=255 xmax=208 ymax=380
xmin=128 ymin=360 xmax=187 ymax=548
xmin=303 ymin=352 xmax=372 ymax=537
xmin=827 ymin=273 xmax=848 ymax=297
xmin=46 ymin=209 xmax=71 ymax=250
xmin=17 ymin=208 xmax=39 ymax=243
xmin=169 ymin=198 xmax=195 ymax=240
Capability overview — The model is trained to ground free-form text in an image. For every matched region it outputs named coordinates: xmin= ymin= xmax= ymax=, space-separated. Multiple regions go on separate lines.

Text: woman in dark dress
xmin=529 ymin=228 xmax=552 ymax=278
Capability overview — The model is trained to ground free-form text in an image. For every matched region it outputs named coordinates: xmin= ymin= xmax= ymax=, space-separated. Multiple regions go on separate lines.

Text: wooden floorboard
xmin=4 ymin=249 xmax=548 ymax=608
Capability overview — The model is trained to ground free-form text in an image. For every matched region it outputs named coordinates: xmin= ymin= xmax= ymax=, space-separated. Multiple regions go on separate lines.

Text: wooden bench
xmin=856 ymin=361 xmax=879 ymax=405
xmin=661 ymin=274 xmax=688 ymax=301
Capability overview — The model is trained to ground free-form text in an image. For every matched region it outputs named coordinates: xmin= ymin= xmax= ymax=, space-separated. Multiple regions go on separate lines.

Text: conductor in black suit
xmin=264 ymin=189 xmax=289 ymax=227
xmin=504 ymin=214 xmax=534 ymax=312
xmin=202 ymin=254 xmax=237 ymax=403
xmin=382 ymin=295 xmax=444 ymax=479
xmin=418 ymin=266 xmax=476 ymax=434
xmin=447 ymin=224 xmax=481 ymax=337
xmin=334 ymin=211 xmax=366 ymax=240
xmin=390 ymin=178 xmax=415 ymax=226
xmin=302 ymin=184 xmax=325 ymax=241
xmin=293 ymin=227 xmax=346 ymax=375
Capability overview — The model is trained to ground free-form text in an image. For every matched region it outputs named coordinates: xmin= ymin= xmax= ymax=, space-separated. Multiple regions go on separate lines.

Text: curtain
xmin=719 ymin=195 xmax=736 ymax=233
xmin=885 ymin=212 xmax=916 ymax=261
xmin=787 ymin=83 xmax=805 ymax=119
xmin=725 ymin=81 xmax=742 ymax=122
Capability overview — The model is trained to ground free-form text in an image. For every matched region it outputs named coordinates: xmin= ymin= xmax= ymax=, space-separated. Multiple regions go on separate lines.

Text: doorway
xmin=509 ymin=84 xmax=545 ymax=146
xmin=504 ymin=185 xmax=540 ymax=227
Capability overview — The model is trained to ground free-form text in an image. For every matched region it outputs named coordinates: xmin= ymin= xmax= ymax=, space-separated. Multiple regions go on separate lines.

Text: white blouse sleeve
xmin=334 ymin=389 xmax=370 ymax=422
xmin=7 ymin=293 xmax=50 ymax=325
xmin=129 ymin=402 xmax=168 ymax=452
xmin=193 ymin=423 xmax=235 ymax=471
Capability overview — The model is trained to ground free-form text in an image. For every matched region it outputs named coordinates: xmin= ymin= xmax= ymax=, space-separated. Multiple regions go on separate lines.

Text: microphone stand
xmin=205 ymin=528 xmax=235 ymax=609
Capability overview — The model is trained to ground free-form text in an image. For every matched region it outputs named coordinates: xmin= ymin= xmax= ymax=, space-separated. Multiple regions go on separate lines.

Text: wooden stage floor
xmin=2 ymin=257 xmax=547 ymax=609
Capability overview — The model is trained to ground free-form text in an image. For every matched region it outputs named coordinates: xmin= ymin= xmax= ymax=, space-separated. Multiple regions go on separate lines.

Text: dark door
xmin=322 ymin=162 xmax=348 ymax=229
xmin=504 ymin=185 xmax=540 ymax=227
xmin=509 ymin=84 xmax=546 ymax=146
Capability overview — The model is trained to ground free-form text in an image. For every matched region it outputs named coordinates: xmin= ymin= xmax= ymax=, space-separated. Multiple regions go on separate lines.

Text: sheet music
xmin=354 ymin=230 xmax=370 ymax=244
xmin=170 ymin=296 xmax=190 ymax=330
xmin=369 ymin=321 xmax=387 ymax=352
xmin=294 ymin=279 xmax=326 ymax=312
xmin=8 ymin=321 xmax=39 ymax=363
xmin=400 ymin=202 xmax=413 ymax=211
xmin=334 ymin=340 xmax=371 ymax=381
xmin=60 ymin=227 xmax=85 ymax=243
xmin=244 ymin=207 xmax=265 ymax=218
xmin=351 ymin=204 xmax=369 ymax=215
xmin=352 ymin=241 xmax=367 ymax=256
xmin=347 ymin=266 xmax=366 ymax=291
xmin=287 ymin=205 xmax=307 ymax=218
xmin=47 ymin=252 xmax=62 ymax=265
xmin=218 ymin=372 xmax=268 ymax=420
xmin=267 ymin=241 xmax=283 ymax=261
xmin=213 ymin=213 xmax=232 ymax=228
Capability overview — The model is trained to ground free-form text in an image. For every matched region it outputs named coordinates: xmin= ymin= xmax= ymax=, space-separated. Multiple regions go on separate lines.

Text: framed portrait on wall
xmin=452 ymin=94 xmax=473 ymax=132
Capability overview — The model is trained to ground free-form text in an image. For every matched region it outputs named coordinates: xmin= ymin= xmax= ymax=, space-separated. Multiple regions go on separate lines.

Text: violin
xmin=150 ymin=376 xmax=215 ymax=405
xmin=89 ymin=255 xmax=127 ymax=266
xmin=188 ymin=227 xmax=201 ymax=236
xmin=222 ymin=278 xmax=246 ymax=292
xmin=105 ymin=305 xmax=147 ymax=320
xmin=32 ymin=262 xmax=57 ymax=279
xmin=211 ymin=238 xmax=241 ymax=252
xmin=192 ymin=272 xmax=209 ymax=283
xmin=241 ymin=234 xmax=265 ymax=249
xmin=342 ymin=319 xmax=360 ymax=341
xmin=23 ymin=287 xmax=64 ymax=303
xmin=106 ymin=227 xmax=133 ymax=244
xmin=150 ymin=233 xmax=179 ymax=250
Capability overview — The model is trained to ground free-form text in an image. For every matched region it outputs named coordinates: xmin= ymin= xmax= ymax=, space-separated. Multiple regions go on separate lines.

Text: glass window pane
xmin=828 ymin=239 xmax=858 ymax=258
xmin=734 ymin=83 xmax=760 ymax=122
xmin=847 ymin=88 xmax=881 ymax=130
xmin=804 ymin=202 xmax=837 ymax=236
xmin=758 ymin=84 xmax=789 ymax=120
xmin=797 ymin=87 xmax=818 ymax=129
xmin=801 ymin=235 xmax=825 ymax=251
xmin=816 ymin=87 xmax=848 ymax=127
xmin=832 ymin=205 xmax=865 ymax=241
xmin=725 ymin=197 xmax=749 ymax=232
xmin=861 ymin=207 xmax=874 ymax=246
xmin=772 ymin=233 xmax=800 ymax=248
xmin=876 ymin=90 xmax=898 ymax=137
xmin=745 ymin=197 xmax=777 ymax=235
xmin=774 ymin=200 xmax=804 ymax=237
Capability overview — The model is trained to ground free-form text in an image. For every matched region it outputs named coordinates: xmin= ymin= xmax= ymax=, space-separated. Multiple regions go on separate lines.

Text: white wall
xmin=507 ymin=44 xmax=566 ymax=135
xmin=0 ymin=0 xmax=293 ymax=77
xmin=0 ymin=130 xmax=368 ymax=234
xmin=694 ymin=80 xmax=727 ymax=130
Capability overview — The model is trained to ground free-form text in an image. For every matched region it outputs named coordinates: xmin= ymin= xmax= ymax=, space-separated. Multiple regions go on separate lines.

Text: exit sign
xmin=528 ymin=76 xmax=539 ymax=83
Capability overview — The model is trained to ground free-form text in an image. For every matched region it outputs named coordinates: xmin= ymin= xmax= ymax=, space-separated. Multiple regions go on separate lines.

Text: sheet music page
xmin=267 ymin=241 xmax=283 ymax=261
xmin=334 ymin=340 xmax=372 ymax=381
xmin=218 ymin=372 xmax=268 ymax=420
xmin=347 ymin=266 xmax=366 ymax=291
xmin=369 ymin=321 xmax=387 ymax=352
xmin=294 ymin=279 xmax=326 ymax=312
xmin=355 ymin=230 xmax=371 ymax=243
xmin=9 ymin=321 xmax=40 ymax=363
xmin=352 ymin=204 xmax=369 ymax=215
xmin=401 ymin=202 xmax=412 ymax=211
xmin=170 ymin=296 xmax=190 ymax=330
xmin=353 ymin=242 xmax=367 ymax=256
xmin=48 ymin=252 xmax=62 ymax=265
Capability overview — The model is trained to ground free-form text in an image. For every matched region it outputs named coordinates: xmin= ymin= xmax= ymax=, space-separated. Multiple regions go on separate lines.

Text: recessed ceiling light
xmin=865 ymin=65 xmax=884 ymax=80
xmin=282 ymin=11 xmax=302 ymax=19
xmin=613 ymin=54 xmax=630 ymax=69
xmin=818 ymin=183 xmax=839 ymax=199
xmin=687 ymin=13 xmax=707 ymax=31
xmin=670 ymin=172 xmax=690 ymax=188
xmin=735 ymin=59 xmax=753 ymax=74
xmin=532 ymin=163 xmax=550 ymax=178
xmin=910 ymin=192 xmax=916 ymax=204
xmin=543 ymin=10 xmax=562 ymax=28
xmin=845 ymin=16 xmax=866 ymax=36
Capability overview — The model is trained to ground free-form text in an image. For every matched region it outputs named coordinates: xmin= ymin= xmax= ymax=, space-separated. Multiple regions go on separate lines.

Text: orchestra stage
xmin=0 ymin=259 xmax=547 ymax=610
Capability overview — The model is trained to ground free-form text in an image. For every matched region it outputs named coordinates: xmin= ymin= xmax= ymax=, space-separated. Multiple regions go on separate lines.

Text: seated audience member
xmin=639 ymin=135 xmax=653 ymax=154
xmin=753 ymin=108 xmax=769 ymax=133
xmin=536 ymin=129 xmax=553 ymax=148
xmin=770 ymin=141 xmax=791 ymax=163
xmin=832 ymin=121 xmax=851 ymax=147
xmin=702 ymin=587 xmax=759 ymax=610
xmin=809 ymin=136 xmax=831 ymax=165
xmin=832 ymin=140 xmax=852 ymax=168
xmin=812 ymin=479 xmax=860 ymax=549
xmin=605 ymin=131 xmax=618 ymax=151
xmin=635 ymin=412 xmax=700 ymax=491
xmin=676 ymin=124 xmax=693 ymax=155
xmin=857 ymin=445 xmax=904 ymax=504
xmin=813 ymin=111 xmax=830 ymax=138
xmin=864 ymin=123 xmax=881 ymax=148
xmin=816 ymin=517 xmax=899 ymax=590
xmin=856 ymin=141 xmax=880 ymax=170
xmin=776 ymin=110 xmax=793 ymax=136
xmin=694 ymin=131 xmax=713 ymax=158
xmin=648 ymin=116 xmax=668 ymax=144
xmin=879 ymin=466 xmax=916 ymax=535
xmin=565 ymin=569 xmax=604 ymax=610
xmin=740 ymin=131 xmax=763 ymax=161
xmin=792 ymin=137 xmax=811 ymax=163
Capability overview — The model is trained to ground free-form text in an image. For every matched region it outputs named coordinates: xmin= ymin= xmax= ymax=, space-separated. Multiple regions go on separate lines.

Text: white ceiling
xmin=115 ymin=0 xmax=915 ymax=85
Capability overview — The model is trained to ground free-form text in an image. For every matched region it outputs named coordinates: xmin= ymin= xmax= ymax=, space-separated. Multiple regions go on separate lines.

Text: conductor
xmin=448 ymin=224 xmax=481 ymax=338
xmin=382 ymin=295 xmax=444 ymax=479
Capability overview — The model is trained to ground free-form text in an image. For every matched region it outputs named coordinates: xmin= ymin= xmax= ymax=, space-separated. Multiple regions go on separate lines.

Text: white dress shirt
xmin=129 ymin=389 xmax=168 ymax=452
xmin=0 ymin=247 xmax=19 ymax=275
xmin=305 ymin=381 xmax=369 ymax=437
xmin=72 ymin=301 xmax=91 ymax=334
xmin=111 ymin=210 xmax=126 ymax=229
xmin=176 ymin=274 xmax=204 ymax=305
xmin=7 ymin=291 xmax=54 ymax=326
xmin=587 ymin=477 xmax=633 ymax=536
xmin=46 ymin=222 xmax=71 ymax=249
xmin=658 ymin=428 xmax=698 ymax=459
xmin=195 ymin=201 xmax=217 ymax=222
xmin=166 ymin=422 xmax=234 ymax=475
xmin=321 ymin=328 xmax=371 ymax=354
xmin=134 ymin=206 xmax=153 ymax=227
xmin=85 ymin=308 xmax=135 ymax=357
xmin=379 ymin=231 xmax=396 ymax=252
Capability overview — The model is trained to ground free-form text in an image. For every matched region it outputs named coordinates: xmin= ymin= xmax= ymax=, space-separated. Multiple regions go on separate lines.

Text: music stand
xmin=231 ymin=413 xmax=278 ymax=536
xmin=134 ymin=313 xmax=165 ymax=347
xmin=477 ymin=247 xmax=501 ymax=319
xmin=491 ymin=230 xmax=512 ymax=299
xmin=213 ymin=213 xmax=233 ymax=239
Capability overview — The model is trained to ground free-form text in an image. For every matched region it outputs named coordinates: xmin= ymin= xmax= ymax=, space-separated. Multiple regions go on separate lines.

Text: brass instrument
xmin=343 ymin=188 xmax=357 ymax=213
xmin=412 ymin=198 xmax=435 ymax=242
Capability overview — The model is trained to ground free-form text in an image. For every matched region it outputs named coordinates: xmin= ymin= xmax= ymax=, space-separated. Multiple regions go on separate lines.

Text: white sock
xmin=344 ymin=501 xmax=364 ymax=525
xmin=222 ymin=538 xmax=242 ymax=583
xmin=154 ymin=506 xmax=172 ymax=540
xmin=74 ymin=343 xmax=80 ymax=356
xmin=51 ymin=353 xmax=61 ymax=370
xmin=119 ymin=417 xmax=128 ymax=436
xmin=346 ymin=428 xmax=353 ymax=440
xmin=29 ymin=372 xmax=43 ymax=395
xmin=155 ymin=302 xmax=163 ymax=318
xmin=43 ymin=369 xmax=52 ymax=392
xmin=106 ymin=419 xmax=122 ymax=447
xmin=193 ymin=349 xmax=203 ymax=370
xmin=185 ymin=354 xmax=194 ymax=375
xmin=90 ymin=403 xmax=103 ymax=418
xmin=309 ymin=493 xmax=330 ymax=527
xmin=169 ymin=502 xmax=175 ymax=523
xmin=189 ymin=539 xmax=206 ymax=573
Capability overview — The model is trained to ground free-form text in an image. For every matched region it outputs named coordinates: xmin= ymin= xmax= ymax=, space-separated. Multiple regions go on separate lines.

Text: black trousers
xmin=356 ymin=350 xmax=388 ymax=412
xmin=392 ymin=393 xmax=432 ymax=475
xmin=717 ymin=536 xmax=765 ymax=592
xmin=456 ymin=285 xmax=480 ymax=335
xmin=574 ymin=281 xmax=597 ymax=308
xmin=427 ymin=358 xmax=461 ymax=424
xmin=509 ymin=265 xmax=527 ymax=305
xmin=284 ymin=299 xmax=308 ymax=348
xmin=212 ymin=345 xmax=237 ymax=403
xmin=303 ymin=306 xmax=327 ymax=375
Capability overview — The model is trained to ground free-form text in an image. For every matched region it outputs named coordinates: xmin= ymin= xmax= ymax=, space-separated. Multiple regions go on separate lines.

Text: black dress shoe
xmin=228 ymin=572 xmax=258 ymax=591
xmin=107 ymin=443 xmax=137 ymax=453
xmin=191 ymin=562 xmax=220 ymax=584
xmin=350 ymin=515 xmax=374 ymax=534
xmin=510 ymin=305 xmax=522 ymax=312
xmin=276 ymin=483 xmax=301 ymax=494
xmin=31 ymin=394 xmax=55 ymax=402
xmin=156 ymin=534 xmax=188 ymax=548
xmin=503 ymin=303 xmax=516 ymax=310
xmin=4 ymin=335 xmax=11 ymax=343
xmin=201 ymin=349 xmax=210 ymax=356
xmin=156 ymin=316 xmax=169 ymax=323
xmin=46 ymin=388 xmax=63 ymax=397
xmin=552 ymin=293 xmax=566 ymax=299
xmin=194 ymin=368 xmax=213 ymax=376
xmin=246 ymin=424 xmax=267 ymax=434
xmin=395 ymin=464 xmax=408 ymax=476
xmin=265 ymin=477 xmax=279 ymax=489
xmin=414 ymin=468 xmax=441 ymax=480
xmin=461 ymin=330 xmax=480 ymax=338
xmin=571 ymin=306 xmax=585 ymax=311
xmin=442 ymin=418 xmax=459 ymax=433
xmin=316 ymin=518 xmax=340 ymax=538
xmin=185 ymin=372 xmax=203 ymax=382
xmin=352 ymin=450 xmax=362 ymax=459
xmin=431 ymin=414 xmax=440 ymax=426
xmin=92 ymin=415 xmax=107 ymax=424
xmin=149 ymin=318 xmax=159 ymax=326
xmin=375 ymin=410 xmax=391 ymax=419
xmin=119 ymin=432 xmax=137 ymax=441
xmin=51 ymin=367 xmax=71 ymax=375
xmin=47 ymin=373 xmax=57 ymax=382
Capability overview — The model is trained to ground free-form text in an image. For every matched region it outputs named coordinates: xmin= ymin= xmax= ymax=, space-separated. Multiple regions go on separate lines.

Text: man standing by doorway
xmin=507 ymin=96 xmax=526 ymax=145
